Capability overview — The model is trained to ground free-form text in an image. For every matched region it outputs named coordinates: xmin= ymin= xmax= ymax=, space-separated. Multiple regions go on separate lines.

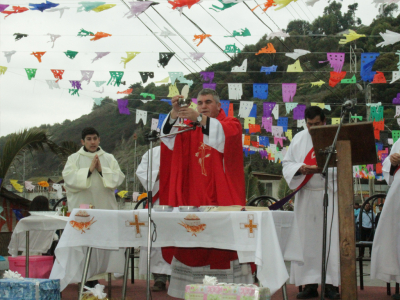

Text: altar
xmin=49 ymin=208 xmax=302 ymax=296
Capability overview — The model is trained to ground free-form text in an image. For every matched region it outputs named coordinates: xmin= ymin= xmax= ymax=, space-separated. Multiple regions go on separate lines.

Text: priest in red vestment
xmin=159 ymin=88 xmax=251 ymax=298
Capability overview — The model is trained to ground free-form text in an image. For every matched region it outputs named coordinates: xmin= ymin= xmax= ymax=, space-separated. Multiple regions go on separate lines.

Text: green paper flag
xmin=25 ymin=68 xmax=37 ymax=80
xmin=224 ymin=43 xmax=241 ymax=53
xmin=77 ymin=28 xmax=94 ymax=37
xmin=209 ymin=0 xmax=238 ymax=12
xmin=108 ymin=71 xmax=124 ymax=87
xmin=225 ymin=28 xmax=251 ymax=37
xmin=69 ymin=89 xmax=80 ymax=96
xmin=64 ymin=50 xmax=79 ymax=59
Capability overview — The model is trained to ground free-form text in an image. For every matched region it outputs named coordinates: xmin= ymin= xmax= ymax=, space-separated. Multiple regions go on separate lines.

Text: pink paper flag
xmin=282 ymin=83 xmax=297 ymax=103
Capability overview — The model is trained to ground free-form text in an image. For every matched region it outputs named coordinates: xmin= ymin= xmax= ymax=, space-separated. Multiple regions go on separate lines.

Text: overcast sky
xmin=0 ymin=0 xmax=382 ymax=137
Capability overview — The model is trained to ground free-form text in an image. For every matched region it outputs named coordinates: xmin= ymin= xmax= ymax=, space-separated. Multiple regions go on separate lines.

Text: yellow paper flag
xmin=339 ymin=30 xmax=366 ymax=44
xmin=0 ymin=66 xmax=7 ymax=76
xmin=287 ymin=60 xmax=303 ymax=72
xmin=311 ymin=80 xmax=325 ymax=87
xmin=121 ymin=52 xmax=140 ymax=69
xmin=311 ymin=103 xmax=325 ymax=109
xmin=10 ymin=180 xmax=23 ymax=192
xmin=189 ymin=102 xmax=197 ymax=109
xmin=331 ymin=118 xmax=341 ymax=125
xmin=167 ymin=83 xmax=179 ymax=97
xmin=285 ymin=129 xmax=293 ymax=141
xmin=118 ymin=190 xmax=128 ymax=198
xmin=244 ymin=117 xmax=256 ymax=129
xmin=92 ymin=4 xmax=116 ymax=12
xmin=156 ymin=77 xmax=170 ymax=83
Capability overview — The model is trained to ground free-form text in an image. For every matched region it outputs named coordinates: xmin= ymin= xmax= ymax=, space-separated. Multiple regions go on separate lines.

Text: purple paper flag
xmin=293 ymin=104 xmax=306 ymax=120
xmin=92 ymin=52 xmax=110 ymax=63
xmin=263 ymin=102 xmax=276 ymax=117
xmin=0 ymin=4 xmax=9 ymax=12
xmin=199 ymin=71 xmax=214 ymax=83
xmin=70 ymin=80 xmax=82 ymax=90
xmin=203 ymin=83 xmax=216 ymax=90
xmin=117 ymin=99 xmax=130 ymax=115
xmin=262 ymin=117 xmax=273 ymax=133
xmin=125 ymin=1 xmax=157 ymax=18
xmin=282 ymin=83 xmax=297 ymax=103
xmin=323 ymin=53 xmax=345 ymax=73
xmin=80 ymin=70 xmax=94 ymax=84
xmin=221 ymin=100 xmax=230 ymax=116
xmin=0 ymin=178 xmax=2 ymax=186
xmin=192 ymin=98 xmax=198 ymax=104
xmin=157 ymin=113 xmax=168 ymax=129
xmin=393 ymin=93 xmax=400 ymax=104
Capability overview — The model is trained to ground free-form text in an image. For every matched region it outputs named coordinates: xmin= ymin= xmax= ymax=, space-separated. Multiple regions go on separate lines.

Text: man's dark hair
xmin=305 ymin=106 xmax=325 ymax=122
xmin=81 ymin=127 xmax=99 ymax=140
xmin=30 ymin=196 xmax=49 ymax=212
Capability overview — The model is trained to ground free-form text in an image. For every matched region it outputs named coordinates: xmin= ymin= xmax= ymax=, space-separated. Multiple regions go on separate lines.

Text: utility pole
xmin=133 ymin=133 xmax=138 ymax=192
xmin=23 ymin=151 xmax=26 ymax=198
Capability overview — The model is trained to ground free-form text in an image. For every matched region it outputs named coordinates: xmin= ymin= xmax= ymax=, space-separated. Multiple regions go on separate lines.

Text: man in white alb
xmin=282 ymin=106 xmax=340 ymax=299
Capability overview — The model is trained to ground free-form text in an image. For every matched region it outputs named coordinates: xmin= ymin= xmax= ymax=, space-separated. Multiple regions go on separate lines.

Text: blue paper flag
xmin=260 ymin=65 xmax=278 ymax=75
xmin=29 ymin=1 xmax=59 ymax=12
xmin=220 ymin=100 xmax=230 ymax=116
xmin=158 ymin=113 xmax=168 ymax=129
xmin=277 ymin=117 xmax=288 ymax=132
xmin=249 ymin=104 xmax=257 ymax=117
xmin=376 ymin=142 xmax=383 ymax=151
xmin=12 ymin=209 xmax=24 ymax=221
xmin=253 ymin=83 xmax=268 ymax=100
xmin=160 ymin=99 xmax=172 ymax=106
xmin=259 ymin=136 xmax=270 ymax=147
xmin=360 ymin=53 xmax=380 ymax=82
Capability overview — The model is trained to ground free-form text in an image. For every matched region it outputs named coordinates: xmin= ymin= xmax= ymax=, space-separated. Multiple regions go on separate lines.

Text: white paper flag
xmin=395 ymin=106 xmax=400 ymax=117
xmin=297 ymin=119 xmax=307 ymax=129
xmin=285 ymin=49 xmax=310 ymax=60
xmin=376 ymin=30 xmax=400 ymax=47
xmin=151 ymin=118 xmax=159 ymax=131
xmin=231 ymin=59 xmax=247 ymax=72
xmin=272 ymin=104 xmax=279 ymax=119
xmin=181 ymin=84 xmax=189 ymax=99
xmin=285 ymin=103 xmax=298 ymax=114
xmin=238 ymin=101 xmax=253 ymax=118
xmin=228 ymin=83 xmax=243 ymax=100
xmin=136 ymin=109 xmax=147 ymax=125
xmin=391 ymin=71 xmax=400 ymax=84
xmin=271 ymin=126 xmax=284 ymax=137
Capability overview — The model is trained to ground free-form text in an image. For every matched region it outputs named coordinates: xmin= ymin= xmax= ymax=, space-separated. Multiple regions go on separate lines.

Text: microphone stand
xmin=319 ymin=106 xmax=349 ymax=299
xmin=144 ymin=125 xmax=197 ymax=300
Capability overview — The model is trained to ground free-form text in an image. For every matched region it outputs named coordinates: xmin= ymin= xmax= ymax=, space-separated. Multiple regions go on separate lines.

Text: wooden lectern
xmin=309 ymin=122 xmax=377 ymax=300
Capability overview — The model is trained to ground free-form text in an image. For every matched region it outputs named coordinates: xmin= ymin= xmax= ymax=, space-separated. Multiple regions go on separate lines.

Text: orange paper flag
xmin=244 ymin=135 xmax=250 ymax=146
xmin=31 ymin=52 xmax=46 ymax=63
xmin=329 ymin=71 xmax=346 ymax=87
xmin=255 ymin=43 xmax=276 ymax=55
xmin=90 ymin=32 xmax=112 ymax=41
xmin=372 ymin=71 xmax=387 ymax=84
xmin=117 ymin=88 xmax=133 ymax=94
xmin=228 ymin=103 xmax=234 ymax=117
xmin=193 ymin=34 xmax=211 ymax=47
xmin=37 ymin=181 xmax=49 ymax=187
xmin=252 ymin=0 xmax=276 ymax=12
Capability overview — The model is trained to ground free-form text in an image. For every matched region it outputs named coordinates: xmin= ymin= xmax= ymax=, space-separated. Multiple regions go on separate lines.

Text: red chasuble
xmin=159 ymin=109 xmax=245 ymax=269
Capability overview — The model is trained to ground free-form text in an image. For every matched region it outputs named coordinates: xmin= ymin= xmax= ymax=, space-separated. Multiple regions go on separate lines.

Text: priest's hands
xmin=89 ymin=155 xmax=102 ymax=173
xmin=390 ymin=153 xmax=400 ymax=166
xmin=298 ymin=165 xmax=321 ymax=175
xmin=171 ymin=95 xmax=184 ymax=119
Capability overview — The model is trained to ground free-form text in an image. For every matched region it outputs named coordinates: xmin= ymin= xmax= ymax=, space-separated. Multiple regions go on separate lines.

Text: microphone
xmin=342 ymin=100 xmax=354 ymax=109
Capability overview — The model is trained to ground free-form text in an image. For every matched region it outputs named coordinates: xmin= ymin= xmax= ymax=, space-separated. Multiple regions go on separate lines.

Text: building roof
xmin=0 ymin=187 xmax=31 ymax=208
xmin=25 ymin=176 xmax=64 ymax=184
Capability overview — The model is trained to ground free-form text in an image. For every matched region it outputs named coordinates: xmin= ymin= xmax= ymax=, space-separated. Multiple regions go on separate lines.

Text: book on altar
xmin=184 ymin=283 xmax=271 ymax=300
xmin=0 ymin=278 xmax=60 ymax=300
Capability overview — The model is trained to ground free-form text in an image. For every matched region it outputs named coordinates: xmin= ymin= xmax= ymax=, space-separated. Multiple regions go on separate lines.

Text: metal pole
xmin=121 ymin=248 xmax=131 ymax=300
xmin=23 ymin=151 xmax=26 ymax=198
xmin=134 ymin=139 xmax=137 ymax=191
xmin=146 ymin=141 xmax=154 ymax=300
xmin=282 ymin=283 xmax=288 ymax=300
xmin=25 ymin=231 xmax=29 ymax=278
xmin=79 ymin=247 xmax=93 ymax=300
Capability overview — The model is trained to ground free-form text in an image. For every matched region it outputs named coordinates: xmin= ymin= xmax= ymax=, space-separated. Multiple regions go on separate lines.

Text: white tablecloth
xmin=8 ymin=215 xmax=68 ymax=257
xmin=50 ymin=208 xmax=303 ymax=294
xmin=139 ymin=210 xmax=302 ymax=275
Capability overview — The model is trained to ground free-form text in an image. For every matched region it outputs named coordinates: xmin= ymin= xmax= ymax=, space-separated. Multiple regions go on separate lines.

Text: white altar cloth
xmin=50 ymin=208 xmax=303 ymax=294
xmin=8 ymin=215 xmax=68 ymax=257
xmin=138 ymin=210 xmax=302 ymax=276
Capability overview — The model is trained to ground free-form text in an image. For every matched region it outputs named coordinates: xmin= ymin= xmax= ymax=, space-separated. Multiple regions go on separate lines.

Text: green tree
xmin=0 ymin=129 xmax=60 ymax=188
xmin=379 ymin=4 xmax=398 ymax=18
